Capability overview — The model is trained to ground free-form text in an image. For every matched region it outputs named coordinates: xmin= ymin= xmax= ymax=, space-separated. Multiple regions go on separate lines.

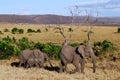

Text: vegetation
xmin=0 ymin=23 xmax=120 ymax=80
xmin=0 ymin=31 xmax=3 ymax=34
xmin=0 ymin=36 xmax=61 ymax=60
xmin=36 ymin=29 xmax=41 ymax=33
xmin=0 ymin=24 xmax=119 ymax=60
xmin=11 ymin=27 xmax=24 ymax=34
xmin=4 ymin=28 xmax=9 ymax=32
xmin=27 ymin=28 xmax=36 ymax=33
xmin=117 ymin=27 xmax=120 ymax=33
xmin=0 ymin=35 xmax=117 ymax=60
xmin=27 ymin=28 xmax=41 ymax=33
xmin=68 ymin=27 xmax=73 ymax=32
xmin=93 ymin=40 xmax=115 ymax=56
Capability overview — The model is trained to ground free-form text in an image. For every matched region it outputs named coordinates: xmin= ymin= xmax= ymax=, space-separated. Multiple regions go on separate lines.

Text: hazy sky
xmin=0 ymin=0 xmax=120 ymax=17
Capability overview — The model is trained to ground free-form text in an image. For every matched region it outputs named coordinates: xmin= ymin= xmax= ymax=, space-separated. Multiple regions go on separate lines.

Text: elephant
xmin=59 ymin=40 xmax=85 ymax=74
xmin=25 ymin=50 xmax=42 ymax=68
xmin=19 ymin=49 xmax=34 ymax=67
xmin=76 ymin=43 xmax=96 ymax=73
xmin=59 ymin=41 xmax=96 ymax=73
xmin=26 ymin=57 xmax=42 ymax=68
xmin=26 ymin=50 xmax=53 ymax=68
xmin=19 ymin=49 xmax=53 ymax=68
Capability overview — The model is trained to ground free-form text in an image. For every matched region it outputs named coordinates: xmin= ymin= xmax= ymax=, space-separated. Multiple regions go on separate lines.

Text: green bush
xmin=27 ymin=28 xmax=35 ymax=33
xmin=0 ymin=40 xmax=14 ymax=59
xmin=34 ymin=42 xmax=61 ymax=60
xmin=117 ymin=27 xmax=120 ymax=33
xmin=93 ymin=40 xmax=115 ymax=56
xmin=11 ymin=27 xmax=18 ymax=34
xmin=69 ymin=42 xmax=79 ymax=47
xmin=18 ymin=37 xmax=30 ymax=50
xmin=2 ymin=36 xmax=12 ymax=43
xmin=11 ymin=27 xmax=24 ymax=34
xmin=68 ymin=28 xmax=73 ymax=32
xmin=36 ymin=29 xmax=41 ymax=33
xmin=0 ymin=31 xmax=3 ymax=34
xmin=18 ymin=29 xmax=24 ymax=34
xmin=45 ymin=28 xmax=48 ymax=32
xmin=13 ymin=47 xmax=21 ymax=56
xmin=4 ymin=28 xmax=9 ymax=32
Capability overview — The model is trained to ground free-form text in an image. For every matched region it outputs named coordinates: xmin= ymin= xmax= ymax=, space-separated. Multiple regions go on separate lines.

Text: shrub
xmin=45 ymin=28 xmax=48 ymax=32
xmin=36 ymin=29 xmax=41 ymax=33
xmin=11 ymin=27 xmax=18 ymax=34
xmin=34 ymin=42 xmax=61 ymax=60
xmin=34 ymin=42 xmax=44 ymax=50
xmin=18 ymin=29 xmax=24 ymax=34
xmin=0 ymin=31 xmax=3 ymax=34
xmin=13 ymin=47 xmax=21 ymax=56
xmin=93 ymin=40 xmax=115 ymax=56
xmin=0 ymin=40 xmax=14 ymax=59
xmin=2 ymin=36 xmax=12 ymax=43
xmin=68 ymin=28 xmax=73 ymax=32
xmin=4 ymin=28 xmax=9 ymax=32
xmin=27 ymin=28 xmax=35 ymax=33
xmin=42 ymin=43 xmax=61 ymax=60
xmin=69 ymin=42 xmax=79 ymax=47
xmin=117 ymin=27 xmax=120 ymax=33
xmin=18 ymin=37 xmax=30 ymax=50
xmin=12 ymin=37 xmax=17 ymax=43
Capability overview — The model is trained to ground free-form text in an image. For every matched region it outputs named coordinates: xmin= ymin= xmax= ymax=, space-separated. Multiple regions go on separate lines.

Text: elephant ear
xmin=76 ymin=45 xmax=85 ymax=59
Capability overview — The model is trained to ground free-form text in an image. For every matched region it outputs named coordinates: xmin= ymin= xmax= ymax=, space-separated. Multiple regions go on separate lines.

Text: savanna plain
xmin=0 ymin=23 xmax=120 ymax=80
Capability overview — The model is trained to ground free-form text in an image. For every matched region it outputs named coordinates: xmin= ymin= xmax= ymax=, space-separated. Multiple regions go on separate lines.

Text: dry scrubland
xmin=0 ymin=23 xmax=120 ymax=80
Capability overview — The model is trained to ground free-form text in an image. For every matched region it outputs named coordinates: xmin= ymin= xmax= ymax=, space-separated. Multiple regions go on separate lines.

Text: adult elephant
xmin=76 ymin=31 xmax=96 ymax=73
xmin=59 ymin=40 xmax=85 ymax=74
xmin=58 ymin=26 xmax=96 ymax=73
xmin=57 ymin=27 xmax=85 ymax=73
xmin=19 ymin=49 xmax=53 ymax=68
xmin=76 ymin=43 xmax=96 ymax=73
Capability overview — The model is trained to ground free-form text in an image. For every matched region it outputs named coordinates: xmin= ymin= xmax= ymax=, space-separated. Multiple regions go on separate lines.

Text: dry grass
xmin=0 ymin=23 xmax=120 ymax=45
xmin=0 ymin=23 xmax=120 ymax=80
xmin=0 ymin=59 xmax=120 ymax=80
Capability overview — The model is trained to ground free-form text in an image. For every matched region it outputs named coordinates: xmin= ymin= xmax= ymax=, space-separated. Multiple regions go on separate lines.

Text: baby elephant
xmin=26 ymin=58 xmax=42 ymax=68
xmin=26 ymin=49 xmax=45 ymax=68
xmin=19 ymin=49 xmax=53 ymax=68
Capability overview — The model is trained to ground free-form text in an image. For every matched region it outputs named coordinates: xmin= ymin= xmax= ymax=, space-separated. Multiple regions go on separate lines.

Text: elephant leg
xmin=73 ymin=60 xmax=80 ymax=73
xmin=64 ymin=64 xmax=70 ymax=73
xmin=92 ymin=60 xmax=96 ymax=73
xmin=59 ymin=60 xmax=64 ymax=73
xmin=80 ymin=59 xmax=85 ymax=74
xmin=35 ymin=63 xmax=39 ymax=68
xmin=26 ymin=63 xmax=30 ymax=68
xmin=19 ymin=62 xmax=22 ymax=67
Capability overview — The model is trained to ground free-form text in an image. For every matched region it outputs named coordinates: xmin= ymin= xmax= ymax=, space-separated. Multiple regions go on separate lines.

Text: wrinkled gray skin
xmin=19 ymin=49 xmax=53 ymax=68
xmin=19 ymin=50 xmax=33 ymax=67
xmin=59 ymin=41 xmax=96 ymax=73
xmin=26 ymin=58 xmax=42 ymax=68
xmin=76 ymin=43 xmax=96 ymax=73
xmin=26 ymin=50 xmax=53 ymax=68
xmin=59 ymin=40 xmax=85 ymax=73
xmin=26 ymin=50 xmax=43 ymax=68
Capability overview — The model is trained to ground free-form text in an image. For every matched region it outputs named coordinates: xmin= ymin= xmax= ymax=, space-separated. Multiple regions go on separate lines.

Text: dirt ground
xmin=0 ymin=58 xmax=120 ymax=80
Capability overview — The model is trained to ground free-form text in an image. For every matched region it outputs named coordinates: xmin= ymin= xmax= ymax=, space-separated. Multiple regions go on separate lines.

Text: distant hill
xmin=0 ymin=14 xmax=120 ymax=25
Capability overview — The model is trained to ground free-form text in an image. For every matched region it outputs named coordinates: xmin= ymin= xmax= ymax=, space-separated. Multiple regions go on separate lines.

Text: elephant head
xmin=76 ymin=44 xmax=96 ymax=73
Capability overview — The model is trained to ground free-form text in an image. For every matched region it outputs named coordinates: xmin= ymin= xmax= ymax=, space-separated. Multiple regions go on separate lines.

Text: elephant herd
xmin=18 ymin=40 xmax=96 ymax=74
